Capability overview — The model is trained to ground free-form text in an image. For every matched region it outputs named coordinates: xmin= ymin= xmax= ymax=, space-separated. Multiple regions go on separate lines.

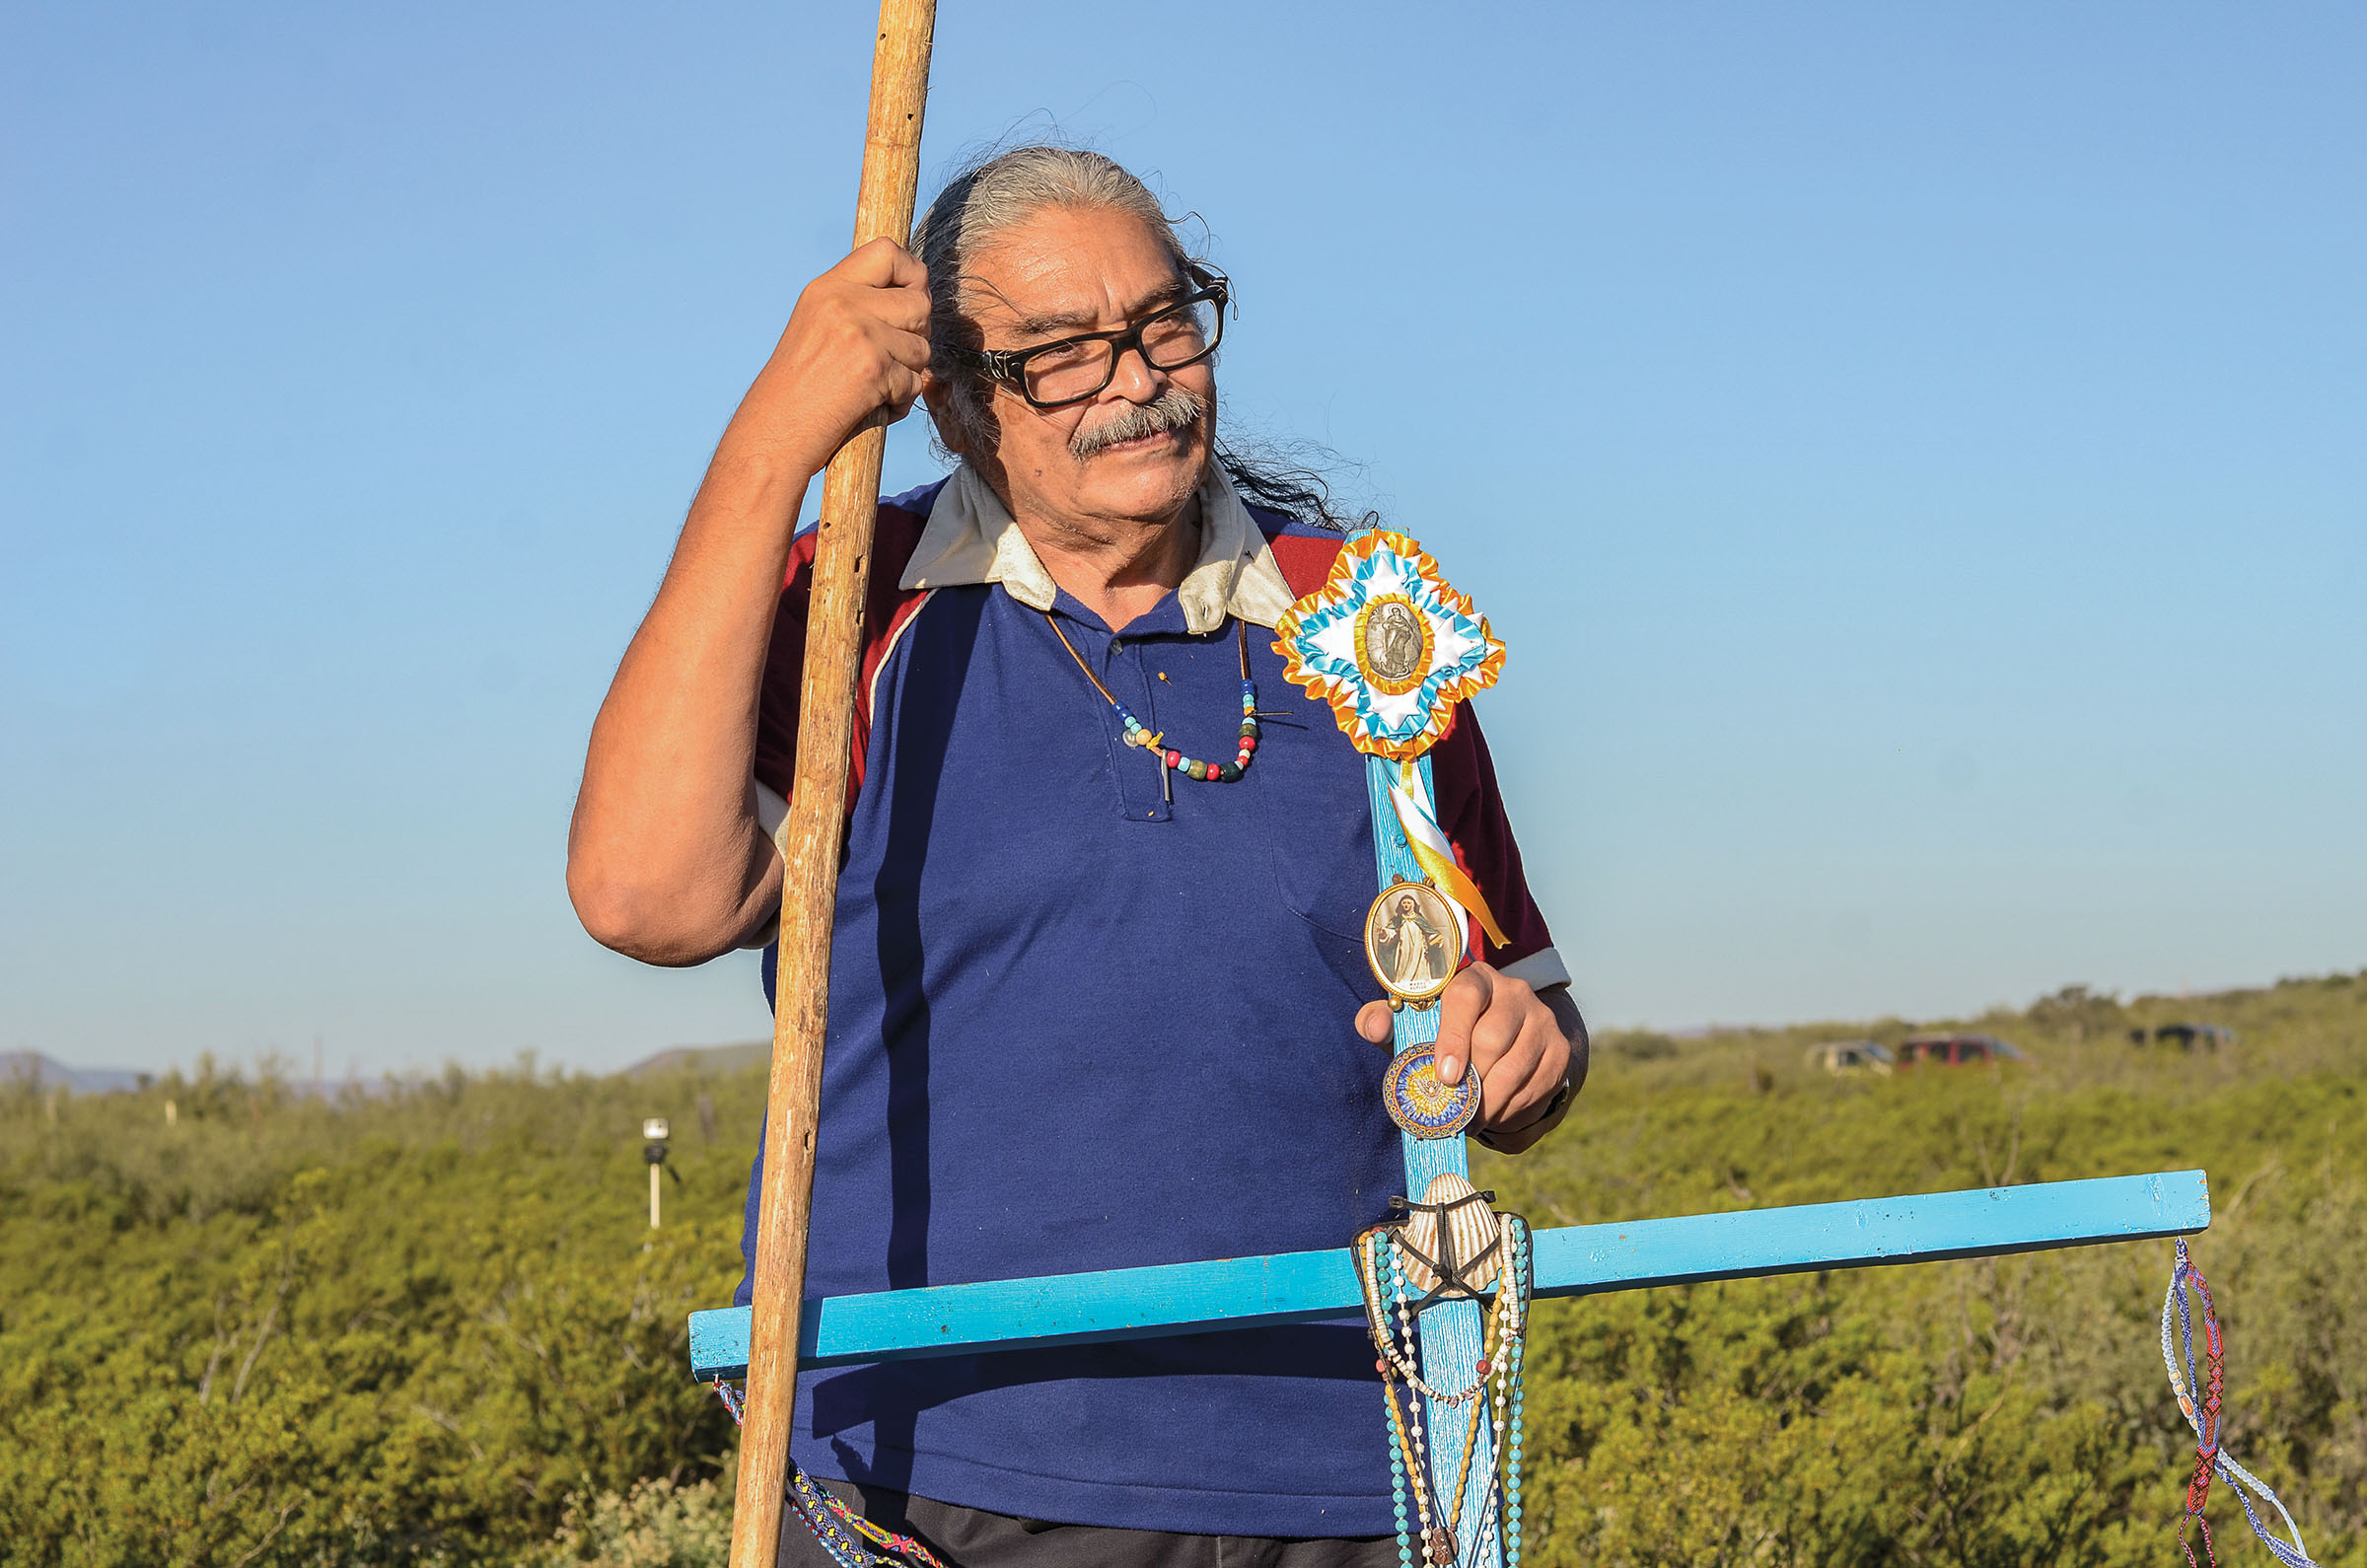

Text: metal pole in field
xmin=644 ymin=1117 xmax=671 ymax=1229
xmin=728 ymin=5 xmax=936 ymax=1563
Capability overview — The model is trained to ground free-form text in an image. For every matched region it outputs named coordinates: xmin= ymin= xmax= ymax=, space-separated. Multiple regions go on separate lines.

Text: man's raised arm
xmin=566 ymin=239 xmax=932 ymax=965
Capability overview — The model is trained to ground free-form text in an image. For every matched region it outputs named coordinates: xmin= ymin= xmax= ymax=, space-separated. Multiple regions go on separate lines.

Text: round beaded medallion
xmin=1383 ymin=1044 xmax=1480 ymax=1139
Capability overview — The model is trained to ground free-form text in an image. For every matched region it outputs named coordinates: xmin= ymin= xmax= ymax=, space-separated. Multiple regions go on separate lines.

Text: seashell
xmin=1396 ymin=1173 xmax=1502 ymax=1297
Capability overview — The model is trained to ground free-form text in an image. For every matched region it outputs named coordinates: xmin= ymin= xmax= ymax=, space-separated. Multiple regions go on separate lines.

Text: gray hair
xmin=910 ymin=144 xmax=1353 ymax=530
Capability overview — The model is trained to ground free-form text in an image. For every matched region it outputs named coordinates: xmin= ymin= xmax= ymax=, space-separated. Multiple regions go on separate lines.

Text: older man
xmin=569 ymin=147 xmax=1586 ymax=1565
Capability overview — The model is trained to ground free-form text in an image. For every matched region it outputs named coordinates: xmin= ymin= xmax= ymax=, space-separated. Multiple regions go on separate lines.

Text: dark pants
xmin=781 ymin=1479 xmax=1402 ymax=1568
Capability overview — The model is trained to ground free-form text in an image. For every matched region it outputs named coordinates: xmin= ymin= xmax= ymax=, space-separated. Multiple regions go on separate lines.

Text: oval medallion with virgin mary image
xmin=1364 ymin=879 xmax=1460 ymax=1006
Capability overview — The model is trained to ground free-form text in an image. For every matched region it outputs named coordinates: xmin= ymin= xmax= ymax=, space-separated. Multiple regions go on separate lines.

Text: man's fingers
xmin=1478 ymin=1012 xmax=1556 ymax=1127
xmin=877 ymin=282 xmax=932 ymax=336
xmin=1430 ymin=964 xmax=1494 ymax=1085
xmin=1468 ymin=982 xmax=1526 ymax=1071
xmin=1355 ymin=1000 xmax=1395 ymax=1044
xmin=843 ymin=236 xmax=930 ymax=289
xmin=855 ymin=364 xmax=927 ymax=432
xmin=878 ymin=325 xmax=935 ymax=374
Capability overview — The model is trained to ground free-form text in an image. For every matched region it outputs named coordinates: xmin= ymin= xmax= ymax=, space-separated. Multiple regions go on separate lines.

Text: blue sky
xmin=4 ymin=2 xmax=2360 ymax=1076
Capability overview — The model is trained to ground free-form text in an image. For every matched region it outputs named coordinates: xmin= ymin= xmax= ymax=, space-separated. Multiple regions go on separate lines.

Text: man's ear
xmin=918 ymin=372 xmax=966 ymax=457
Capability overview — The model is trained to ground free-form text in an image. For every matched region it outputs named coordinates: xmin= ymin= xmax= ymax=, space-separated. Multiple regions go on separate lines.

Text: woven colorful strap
xmin=2162 ymin=1239 xmax=2316 ymax=1568
xmin=713 ymin=1380 xmax=950 ymax=1568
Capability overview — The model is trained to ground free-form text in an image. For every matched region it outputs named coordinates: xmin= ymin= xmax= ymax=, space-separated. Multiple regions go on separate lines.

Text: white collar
xmin=897 ymin=462 xmax=1299 ymax=632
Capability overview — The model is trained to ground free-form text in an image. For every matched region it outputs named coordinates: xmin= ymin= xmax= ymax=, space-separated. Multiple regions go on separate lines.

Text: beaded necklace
xmin=1046 ymin=612 xmax=1259 ymax=802
xmin=1357 ymin=1216 xmax=1534 ymax=1568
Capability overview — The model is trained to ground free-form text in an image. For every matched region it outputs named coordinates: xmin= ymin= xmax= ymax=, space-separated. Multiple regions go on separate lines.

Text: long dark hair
xmin=1215 ymin=438 xmax=1363 ymax=534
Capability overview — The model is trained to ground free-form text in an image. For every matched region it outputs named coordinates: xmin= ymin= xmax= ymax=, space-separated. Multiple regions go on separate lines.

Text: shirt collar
xmin=897 ymin=461 xmax=1300 ymax=632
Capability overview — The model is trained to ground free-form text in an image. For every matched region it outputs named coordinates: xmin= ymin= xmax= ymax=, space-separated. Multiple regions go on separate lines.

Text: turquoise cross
xmin=696 ymin=528 xmax=2212 ymax=1562
xmin=688 ymin=745 xmax=2211 ymax=1562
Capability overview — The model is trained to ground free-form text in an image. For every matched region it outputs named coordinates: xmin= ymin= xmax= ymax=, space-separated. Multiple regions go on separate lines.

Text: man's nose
xmin=1106 ymin=340 xmax=1166 ymax=401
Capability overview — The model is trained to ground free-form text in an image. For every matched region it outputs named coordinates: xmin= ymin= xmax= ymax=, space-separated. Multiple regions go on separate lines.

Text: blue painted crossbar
xmin=688 ymin=1169 xmax=2208 ymax=1381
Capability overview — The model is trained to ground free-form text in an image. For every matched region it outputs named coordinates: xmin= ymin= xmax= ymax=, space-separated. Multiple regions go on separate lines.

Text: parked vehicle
xmin=1896 ymin=1033 xmax=2028 ymax=1067
xmin=2128 ymin=1022 xmax=2238 ymax=1051
xmin=1807 ymin=1040 xmax=1896 ymax=1075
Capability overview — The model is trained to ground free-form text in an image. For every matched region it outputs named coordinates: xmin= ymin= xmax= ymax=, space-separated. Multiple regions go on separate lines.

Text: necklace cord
xmin=1045 ymin=611 xmax=1260 ymax=785
xmin=1045 ymin=612 xmax=1251 ymax=701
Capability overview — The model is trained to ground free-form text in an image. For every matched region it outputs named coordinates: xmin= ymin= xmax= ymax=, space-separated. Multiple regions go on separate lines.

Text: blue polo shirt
xmin=737 ymin=474 xmax=1556 ymax=1535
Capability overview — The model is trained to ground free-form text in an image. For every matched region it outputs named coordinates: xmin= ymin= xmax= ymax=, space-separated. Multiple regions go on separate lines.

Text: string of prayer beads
xmin=1357 ymin=1216 xmax=1534 ymax=1568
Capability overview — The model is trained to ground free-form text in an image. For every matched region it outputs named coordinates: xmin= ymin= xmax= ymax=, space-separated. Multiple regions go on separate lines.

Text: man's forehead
xmin=962 ymin=211 xmax=1189 ymax=333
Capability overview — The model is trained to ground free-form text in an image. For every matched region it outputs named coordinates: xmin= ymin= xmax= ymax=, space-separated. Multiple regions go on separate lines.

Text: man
xmin=569 ymin=146 xmax=1587 ymax=1566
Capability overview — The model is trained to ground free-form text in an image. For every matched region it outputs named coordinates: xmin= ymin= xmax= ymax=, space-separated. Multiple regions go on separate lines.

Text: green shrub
xmin=525 ymin=1475 xmax=732 ymax=1568
xmin=4 ymin=972 xmax=2361 ymax=1564
xmin=0 ymin=1060 xmax=757 ymax=1564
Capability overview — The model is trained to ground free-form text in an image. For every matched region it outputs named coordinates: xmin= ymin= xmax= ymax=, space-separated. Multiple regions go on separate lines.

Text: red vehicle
xmin=1896 ymin=1033 xmax=2028 ymax=1068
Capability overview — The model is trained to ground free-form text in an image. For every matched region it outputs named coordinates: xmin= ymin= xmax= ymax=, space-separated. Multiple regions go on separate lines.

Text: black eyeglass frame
xmin=955 ymin=266 xmax=1232 ymax=411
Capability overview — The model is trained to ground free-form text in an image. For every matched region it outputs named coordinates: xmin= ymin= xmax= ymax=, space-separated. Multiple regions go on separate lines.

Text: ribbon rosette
xmin=1275 ymin=530 xmax=1512 ymax=949
xmin=1272 ymin=531 xmax=1506 ymax=762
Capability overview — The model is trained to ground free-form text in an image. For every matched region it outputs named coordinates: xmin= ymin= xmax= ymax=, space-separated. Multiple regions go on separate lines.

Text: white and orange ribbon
xmin=1388 ymin=761 xmax=1508 ymax=954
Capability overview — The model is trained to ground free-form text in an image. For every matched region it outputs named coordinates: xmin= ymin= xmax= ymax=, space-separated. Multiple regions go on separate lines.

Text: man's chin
xmin=1074 ymin=438 xmax=1205 ymax=512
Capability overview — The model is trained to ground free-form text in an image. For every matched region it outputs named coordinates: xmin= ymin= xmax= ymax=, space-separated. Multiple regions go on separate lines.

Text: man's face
xmin=939 ymin=205 xmax=1215 ymax=534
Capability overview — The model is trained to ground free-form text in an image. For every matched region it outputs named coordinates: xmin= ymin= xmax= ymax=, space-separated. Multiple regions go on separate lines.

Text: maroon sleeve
xmin=751 ymin=502 xmax=932 ymax=807
xmin=1428 ymin=703 xmax=1556 ymax=973
xmin=751 ymin=531 xmax=821 ymax=802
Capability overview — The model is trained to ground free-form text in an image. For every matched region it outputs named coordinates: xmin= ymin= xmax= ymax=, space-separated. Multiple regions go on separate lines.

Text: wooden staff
xmin=729 ymin=4 xmax=936 ymax=1564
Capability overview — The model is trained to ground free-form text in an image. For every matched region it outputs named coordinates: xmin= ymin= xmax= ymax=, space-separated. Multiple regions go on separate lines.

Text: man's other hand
xmin=1354 ymin=965 xmax=1588 ymax=1154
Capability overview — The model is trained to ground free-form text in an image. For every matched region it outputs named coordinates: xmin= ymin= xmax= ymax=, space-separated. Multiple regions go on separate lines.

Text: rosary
xmin=1355 ymin=1184 xmax=1534 ymax=1568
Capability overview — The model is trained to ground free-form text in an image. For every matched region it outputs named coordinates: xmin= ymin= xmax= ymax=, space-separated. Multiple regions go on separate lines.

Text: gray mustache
xmin=1069 ymin=388 xmax=1208 ymax=460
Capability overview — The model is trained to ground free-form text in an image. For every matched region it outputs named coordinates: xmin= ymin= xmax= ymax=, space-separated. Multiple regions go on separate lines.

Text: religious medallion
xmin=1272 ymin=530 xmax=1506 ymax=762
xmin=1382 ymin=1043 xmax=1481 ymax=1139
xmin=1365 ymin=878 xmax=1460 ymax=1007
xmin=1353 ymin=595 xmax=1434 ymax=695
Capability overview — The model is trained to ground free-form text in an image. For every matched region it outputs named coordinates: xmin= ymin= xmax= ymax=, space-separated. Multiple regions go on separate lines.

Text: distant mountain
xmin=616 ymin=1041 xmax=767 ymax=1078
xmin=0 ymin=1053 xmax=147 ymax=1094
xmin=4 ymin=1044 xmax=770 ymax=1093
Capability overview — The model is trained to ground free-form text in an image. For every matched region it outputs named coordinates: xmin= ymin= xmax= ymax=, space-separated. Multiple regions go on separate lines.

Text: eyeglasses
xmin=959 ymin=268 xmax=1230 ymax=410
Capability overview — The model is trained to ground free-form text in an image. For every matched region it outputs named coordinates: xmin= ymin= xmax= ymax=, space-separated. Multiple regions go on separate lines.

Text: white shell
xmin=1396 ymin=1173 xmax=1502 ymax=1296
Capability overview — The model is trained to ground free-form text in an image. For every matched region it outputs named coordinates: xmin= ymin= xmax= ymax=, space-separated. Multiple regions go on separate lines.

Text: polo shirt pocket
xmin=1249 ymin=729 xmax=1377 ymax=947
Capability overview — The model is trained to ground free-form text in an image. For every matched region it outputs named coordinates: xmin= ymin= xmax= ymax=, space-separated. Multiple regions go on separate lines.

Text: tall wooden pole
xmin=729 ymin=5 xmax=936 ymax=1564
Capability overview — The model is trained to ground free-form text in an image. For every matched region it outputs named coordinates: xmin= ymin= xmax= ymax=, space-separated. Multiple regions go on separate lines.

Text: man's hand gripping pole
xmin=728 ymin=5 xmax=936 ymax=1565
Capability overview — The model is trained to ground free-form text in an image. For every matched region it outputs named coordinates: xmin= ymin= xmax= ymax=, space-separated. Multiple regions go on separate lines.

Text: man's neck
xmin=1003 ymin=487 xmax=1204 ymax=634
